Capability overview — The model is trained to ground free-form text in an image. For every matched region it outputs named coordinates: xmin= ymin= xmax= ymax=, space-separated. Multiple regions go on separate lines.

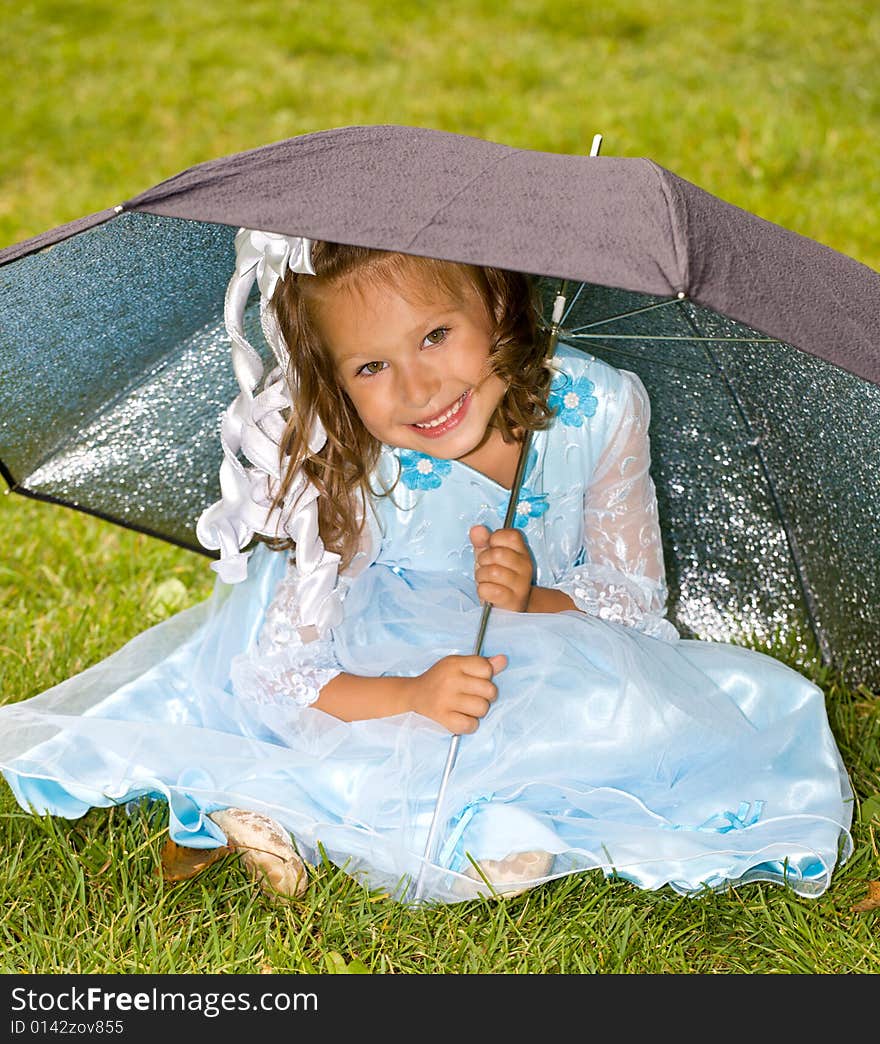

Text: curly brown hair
xmin=265 ymin=242 xmax=554 ymax=568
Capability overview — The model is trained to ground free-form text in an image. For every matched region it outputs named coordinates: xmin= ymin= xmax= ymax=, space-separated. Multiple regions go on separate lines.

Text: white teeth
xmin=414 ymin=392 xmax=466 ymax=429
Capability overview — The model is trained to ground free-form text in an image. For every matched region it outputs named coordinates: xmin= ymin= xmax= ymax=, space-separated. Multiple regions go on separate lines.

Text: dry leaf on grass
xmin=160 ymin=837 xmax=231 ymax=882
xmin=850 ymin=880 xmax=880 ymax=913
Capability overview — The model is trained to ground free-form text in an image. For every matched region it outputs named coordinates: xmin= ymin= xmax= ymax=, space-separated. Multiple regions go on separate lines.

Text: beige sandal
xmin=207 ymin=808 xmax=308 ymax=898
xmin=463 ymin=849 xmax=554 ymax=898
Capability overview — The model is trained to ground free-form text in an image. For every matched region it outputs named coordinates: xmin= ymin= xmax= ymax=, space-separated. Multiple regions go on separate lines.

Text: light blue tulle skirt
xmin=0 ymin=544 xmax=853 ymax=903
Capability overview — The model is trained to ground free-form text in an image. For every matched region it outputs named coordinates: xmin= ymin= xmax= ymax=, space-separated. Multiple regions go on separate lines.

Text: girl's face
xmin=315 ymin=267 xmax=507 ymax=460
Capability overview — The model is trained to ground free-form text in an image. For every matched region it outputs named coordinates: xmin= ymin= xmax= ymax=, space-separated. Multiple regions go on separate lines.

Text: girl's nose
xmin=398 ymin=362 xmax=440 ymax=409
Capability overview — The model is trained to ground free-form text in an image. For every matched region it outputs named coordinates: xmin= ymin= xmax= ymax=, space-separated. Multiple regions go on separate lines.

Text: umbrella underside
xmin=2 ymin=212 xmax=878 ymax=684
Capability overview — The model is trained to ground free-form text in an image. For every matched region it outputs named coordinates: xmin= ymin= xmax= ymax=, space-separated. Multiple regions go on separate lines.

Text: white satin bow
xmin=233 ymin=228 xmax=316 ymax=299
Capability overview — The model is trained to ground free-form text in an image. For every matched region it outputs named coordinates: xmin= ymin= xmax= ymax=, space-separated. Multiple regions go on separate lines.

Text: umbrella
xmin=2 ymin=123 xmax=879 ymax=698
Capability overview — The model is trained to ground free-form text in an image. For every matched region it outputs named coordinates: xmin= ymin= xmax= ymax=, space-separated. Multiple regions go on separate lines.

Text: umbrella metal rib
xmin=410 ymin=281 xmax=569 ymax=903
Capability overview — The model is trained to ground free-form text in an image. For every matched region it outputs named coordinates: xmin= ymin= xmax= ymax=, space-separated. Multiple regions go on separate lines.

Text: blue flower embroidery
xmin=399 ymin=450 xmax=451 ymax=490
xmin=548 ymin=371 xmax=598 ymax=427
xmin=500 ymin=484 xmax=549 ymax=530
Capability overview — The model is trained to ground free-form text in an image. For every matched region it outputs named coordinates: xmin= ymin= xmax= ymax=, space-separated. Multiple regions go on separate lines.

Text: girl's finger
xmin=486 ymin=653 xmax=508 ymax=674
xmin=460 ymin=655 xmax=497 ymax=679
xmin=477 ymin=547 xmax=530 ymax=570
xmin=468 ymin=524 xmax=492 ymax=551
xmin=476 ymin=576 xmax=531 ymax=607
xmin=459 ymin=678 xmax=498 ymax=702
xmin=475 ymin=580 xmax=517 ymax=606
xmin=455 ymin=693 xmax=494 ymax=717
xmin=448 ymin=713 xmax=480 ymax=735
xmin=487 ymin=528 xmax=529 ymax=552
xmin=474 ymin=563 xmax=520 ymax=586
xmin=459 ymin=657 xmax=505 ymax=686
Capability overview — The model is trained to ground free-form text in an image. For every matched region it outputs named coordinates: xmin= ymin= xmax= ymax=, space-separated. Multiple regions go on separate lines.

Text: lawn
xmin=1 ymin=0 xmax=878 ymax=974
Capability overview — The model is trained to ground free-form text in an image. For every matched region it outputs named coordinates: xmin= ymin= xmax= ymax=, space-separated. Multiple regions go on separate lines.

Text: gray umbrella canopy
xmin=1 ymin=124 xmax=878 ymax=684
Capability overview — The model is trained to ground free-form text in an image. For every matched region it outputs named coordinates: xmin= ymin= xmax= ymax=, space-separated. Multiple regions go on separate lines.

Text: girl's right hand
xmin=405 ymin=653 xmax=507 ymax=734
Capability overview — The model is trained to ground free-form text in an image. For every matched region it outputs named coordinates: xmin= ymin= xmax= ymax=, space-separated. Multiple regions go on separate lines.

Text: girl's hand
xmin=404 ymin=653 xmax=507 ymax=734
xmin=469 ymin=524 xmax=533 ymax=612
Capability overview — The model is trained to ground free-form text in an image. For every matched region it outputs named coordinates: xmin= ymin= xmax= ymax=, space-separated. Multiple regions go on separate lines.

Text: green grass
xmin=1 ymin=0 xmax=879 ymax=974
xmin=1 ymin=801 xmax=878 ymax=975
xmin=1 ymin=790 xmax=878 ymax=974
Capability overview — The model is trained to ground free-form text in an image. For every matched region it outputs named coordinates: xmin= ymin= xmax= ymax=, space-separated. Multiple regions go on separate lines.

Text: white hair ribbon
xmin=234 ymin=228 xmax=316 ymax=297
xmin=196 ymin=228 xmax=344 ymax=638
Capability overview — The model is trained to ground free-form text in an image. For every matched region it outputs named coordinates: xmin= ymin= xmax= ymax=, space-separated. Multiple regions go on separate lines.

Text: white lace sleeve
xmin=555 ymin=370 xmax=679 ymax=641
xmin=229 ymin=554 xmax=343 ymax=708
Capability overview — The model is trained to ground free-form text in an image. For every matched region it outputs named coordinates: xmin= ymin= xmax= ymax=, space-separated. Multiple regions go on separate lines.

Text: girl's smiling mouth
xmin=408 ymin=390 xmax=471 ymax=437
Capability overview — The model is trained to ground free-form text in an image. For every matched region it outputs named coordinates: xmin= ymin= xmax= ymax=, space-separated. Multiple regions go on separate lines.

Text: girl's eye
xmin=423 ymin=326 xmax=449 ymax=347
xmin=356 ymin=360 xmax=387 ymax=377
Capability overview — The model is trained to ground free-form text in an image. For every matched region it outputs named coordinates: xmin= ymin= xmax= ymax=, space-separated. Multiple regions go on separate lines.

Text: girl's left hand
xmin=469 ymin=525 xmax=533 ymax=612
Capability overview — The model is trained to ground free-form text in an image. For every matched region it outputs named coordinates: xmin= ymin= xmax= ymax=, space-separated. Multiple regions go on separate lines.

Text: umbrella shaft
xmin=410 ymin=283 xmax=569 ymax=903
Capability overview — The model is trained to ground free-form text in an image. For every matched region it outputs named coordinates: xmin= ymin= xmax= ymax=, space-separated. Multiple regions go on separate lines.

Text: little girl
xmin=0 ymin=229 xmax=854 ymax=904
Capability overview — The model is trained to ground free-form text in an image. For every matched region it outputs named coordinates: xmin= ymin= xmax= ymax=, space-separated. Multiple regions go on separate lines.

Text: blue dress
xmin=0 ymin=347 xmax=854 ymax=904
